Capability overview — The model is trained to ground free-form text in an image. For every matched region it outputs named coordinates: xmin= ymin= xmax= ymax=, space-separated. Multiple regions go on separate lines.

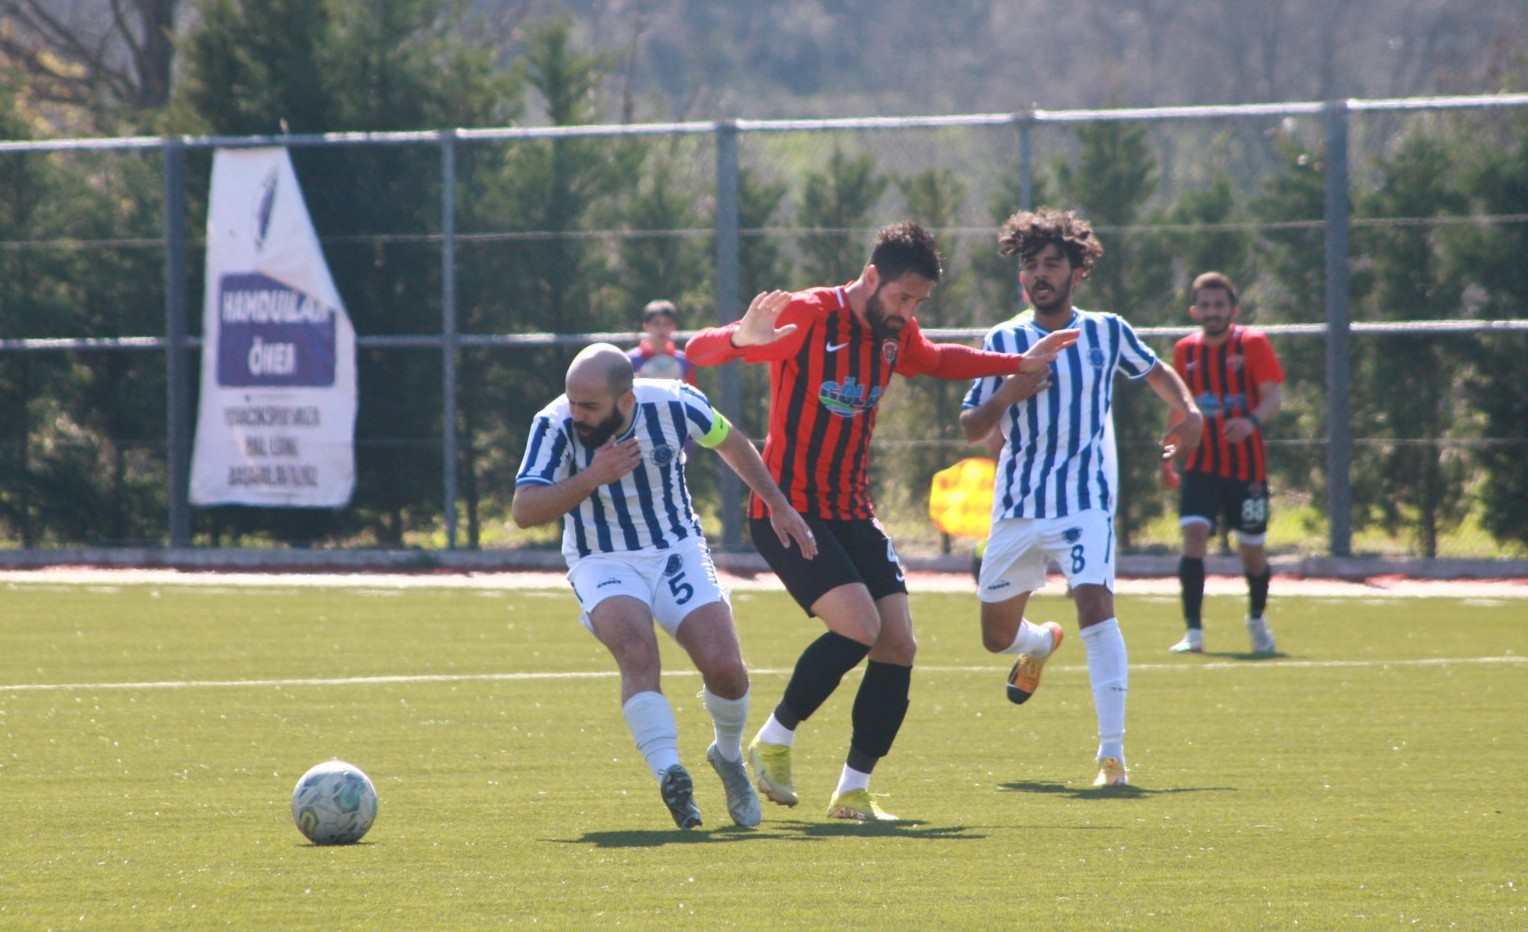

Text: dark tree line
xmin=1 ymin=0 xmax=1525 ymax=557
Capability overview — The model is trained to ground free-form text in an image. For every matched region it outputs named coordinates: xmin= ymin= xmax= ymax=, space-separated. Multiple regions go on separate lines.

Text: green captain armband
xmin=697 ymin=412 xmax=732 ymax=448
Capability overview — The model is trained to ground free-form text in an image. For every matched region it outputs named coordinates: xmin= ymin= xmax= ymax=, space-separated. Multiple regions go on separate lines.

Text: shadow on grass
xmin=565 ymin=819 xmax=986 ymax=848
xmin=997 ymin=780 xmax=1228 ymax=799
xmin=1184 ymin=649 xmax=1286 ymax=661
xmin=791 ymin=819 xmax=984 ymax=841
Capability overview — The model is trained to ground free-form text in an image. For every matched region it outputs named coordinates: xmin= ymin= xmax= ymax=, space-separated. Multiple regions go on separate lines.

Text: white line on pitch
xmin=0 ymin=654 xmax=1520 ymax=693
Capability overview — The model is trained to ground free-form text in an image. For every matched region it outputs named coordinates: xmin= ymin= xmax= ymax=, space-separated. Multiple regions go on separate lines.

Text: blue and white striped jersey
xmin=515 ymin=379 xmax=729 ymax=563
xmin=962 ymin=309 xmax=1158 ymax=521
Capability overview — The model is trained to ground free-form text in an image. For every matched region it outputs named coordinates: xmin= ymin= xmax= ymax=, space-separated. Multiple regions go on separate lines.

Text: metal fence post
xmin=441 ymin=130 xmax=460 ymax=549
xmin=163 ymin=138 xmax=192 ymax=548
xmin=1015 ymin=112 xmax=1035 ymax=306
xmin=1323 ymin=100 xmax=1353 ymax=557
xmin=713 ymin=120 xmax=743 ymax=551
xmin=1016 ymin=111 xmax=1034 ymax=211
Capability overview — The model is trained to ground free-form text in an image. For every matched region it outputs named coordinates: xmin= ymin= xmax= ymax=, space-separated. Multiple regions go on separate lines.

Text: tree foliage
xmin=1245 ymin=130 xmax=1332 ymax=506
xmin=796 ymin=149 xmax=888 ymax=286
xmin=0 ymin=0 xmax=179 ymax=122
xmin=0 ymin=1 xmax=1523 ymax=559
xmin=876 ymin=167 xmax=973 ymax=524
xmin=1049 ymin=121 xmax=1174 ymax=548
xmin=175 ymin=0 xmax=517 ymax=546
xmin=1351 ymin=132 xmax=1472 ymax=557
xmin=1453 ymin=114 xmax=1528 ymax=549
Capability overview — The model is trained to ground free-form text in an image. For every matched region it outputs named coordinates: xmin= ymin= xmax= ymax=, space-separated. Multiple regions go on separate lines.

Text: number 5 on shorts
xmin=667 ymin=571 xmax=694 ymax=605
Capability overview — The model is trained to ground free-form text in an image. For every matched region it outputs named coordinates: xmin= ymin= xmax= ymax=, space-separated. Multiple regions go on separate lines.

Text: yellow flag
xmin=928 ymin=457 xmax=996 ymax=539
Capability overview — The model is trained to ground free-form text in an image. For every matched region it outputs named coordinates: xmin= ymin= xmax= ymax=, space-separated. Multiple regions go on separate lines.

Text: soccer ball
xmin=291 ymin=760 xmax=378 ymax=845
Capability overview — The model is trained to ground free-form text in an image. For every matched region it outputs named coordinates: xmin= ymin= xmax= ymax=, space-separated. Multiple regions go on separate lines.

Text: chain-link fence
xmin=2 ymin=95 xmax=1526 ymax=560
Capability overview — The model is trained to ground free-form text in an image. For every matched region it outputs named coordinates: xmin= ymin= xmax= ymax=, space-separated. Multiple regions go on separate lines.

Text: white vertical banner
xmin=190 ymin=148 xmax=357 ymax=507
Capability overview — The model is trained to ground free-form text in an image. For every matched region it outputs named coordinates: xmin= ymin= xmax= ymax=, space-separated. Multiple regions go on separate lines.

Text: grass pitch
xmin=1 ymin=578 xmax=1523 ymax=928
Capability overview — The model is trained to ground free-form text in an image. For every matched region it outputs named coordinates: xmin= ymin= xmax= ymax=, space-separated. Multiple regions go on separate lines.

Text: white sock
xmin=756 ymin=712 xmax=796 ymax=747
xmin=999 ymin=619 xmax=1055 ymax=656
xmin=1081 ymin=618 xmax=1128 ymax=765
xmin=621 ymin=690 xmax=681 ymax=781
xmin=703 ymin=687 xmax=749 ymax=762
xmin=834 ymin=764 xmax=871 ymax=797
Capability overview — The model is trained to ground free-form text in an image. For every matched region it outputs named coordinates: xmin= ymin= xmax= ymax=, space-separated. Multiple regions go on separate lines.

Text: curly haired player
xmin=959 ymin=207 xmax=1203 ymax=788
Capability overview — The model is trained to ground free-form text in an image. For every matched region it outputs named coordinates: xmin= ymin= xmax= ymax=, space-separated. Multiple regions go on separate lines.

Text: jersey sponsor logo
xmin=1195 ymin=392 xmax=1249 ymax=417
xmin=650 ymin=442 xmax=677 ymax=467
xmin=827 ymin=340 xmax=850 ymax=352
xmin=819 ymin=377 xmax=884 ymax=417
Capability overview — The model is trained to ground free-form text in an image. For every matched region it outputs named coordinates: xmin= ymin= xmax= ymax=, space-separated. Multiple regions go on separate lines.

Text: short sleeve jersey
xmin=1173 ymin=325 xmax=1284 ymax=482
xmin=963 ymin=308 xmax=1158 ymax=521
xmin=698 ymin=286 xmax=985 ymax=520
xmin=515 ymin=379 xmax=728 ymax=563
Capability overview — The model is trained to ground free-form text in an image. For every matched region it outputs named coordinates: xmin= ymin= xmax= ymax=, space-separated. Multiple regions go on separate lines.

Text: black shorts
xmin=749 ymin=513 xmax=907 ymax=615
xmin=1178 ymin=471 xmax=1270 ymax=537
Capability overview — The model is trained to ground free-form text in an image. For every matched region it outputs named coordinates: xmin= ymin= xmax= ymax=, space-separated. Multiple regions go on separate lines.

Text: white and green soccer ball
xmin=291 ymin=760 xmax=378 ymax=845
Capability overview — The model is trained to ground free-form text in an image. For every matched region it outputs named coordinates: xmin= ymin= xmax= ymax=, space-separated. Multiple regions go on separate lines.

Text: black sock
xmin=1248 ymin=568 xmax=1271 ymax=619
xmin=774 ymin=631 xmax=870 ymax=728
xmin=1180 ymin=556 xmax=1205 ymax=630
xmin=846 ymin=660 xmax=912 ymax=772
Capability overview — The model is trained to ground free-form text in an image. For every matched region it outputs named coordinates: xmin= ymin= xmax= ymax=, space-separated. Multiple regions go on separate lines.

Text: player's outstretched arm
xmin=916 ymin=326 xmax=1076 ymax=383
xmin=712 ymin=428 xmax=817 ymax=559
xmin=729 ymin=290 xmax=798 ymax=348
xmin=685 ymin=290 xmax=799 ymax=366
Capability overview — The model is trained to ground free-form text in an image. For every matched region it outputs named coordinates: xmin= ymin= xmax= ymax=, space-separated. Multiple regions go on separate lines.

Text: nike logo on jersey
xmin=826 ymin=340 xmax=850 ymax=352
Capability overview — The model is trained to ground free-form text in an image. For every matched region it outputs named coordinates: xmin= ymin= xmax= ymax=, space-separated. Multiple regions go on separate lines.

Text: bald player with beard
xmin=513 ymin=344 xmax=816 ymax=830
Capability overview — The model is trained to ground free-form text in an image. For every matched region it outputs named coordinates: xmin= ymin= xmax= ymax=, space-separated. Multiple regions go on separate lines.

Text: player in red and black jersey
xmin=1160 ymin=272 xmax=1285 ymax=655
xmin=687 ymin=221 xmax=1076 ymax=821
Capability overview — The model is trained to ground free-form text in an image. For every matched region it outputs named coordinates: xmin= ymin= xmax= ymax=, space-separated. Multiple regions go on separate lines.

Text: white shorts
xmin=566 ymin=535 xmax=727 ymax=637
xmin=977 ymin=510 xmax=1116 ymax=603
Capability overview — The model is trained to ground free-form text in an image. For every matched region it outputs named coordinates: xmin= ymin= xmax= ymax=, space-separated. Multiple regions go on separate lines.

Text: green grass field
xmin=2 ymin=578 xmax=1523 ymax=929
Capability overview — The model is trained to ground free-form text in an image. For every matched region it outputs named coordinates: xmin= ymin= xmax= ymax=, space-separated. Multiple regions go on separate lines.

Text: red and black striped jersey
xmin=1173 ymin=325 xmax=1285 ymax=482
xmin=687 ymin=285 xmax=1025 ymax=520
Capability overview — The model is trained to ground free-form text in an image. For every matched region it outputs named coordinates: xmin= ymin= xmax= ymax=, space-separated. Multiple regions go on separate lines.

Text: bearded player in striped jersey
xmin=959 ymin=207 xmax=1203 ymax=788
xmin=1160 ymin=272 xmax=1285 ymax=655
xmin=686 ymin=222 xmax=1077 ymax=821
xmin=512 ymin=344 xmax=817 ymax=830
